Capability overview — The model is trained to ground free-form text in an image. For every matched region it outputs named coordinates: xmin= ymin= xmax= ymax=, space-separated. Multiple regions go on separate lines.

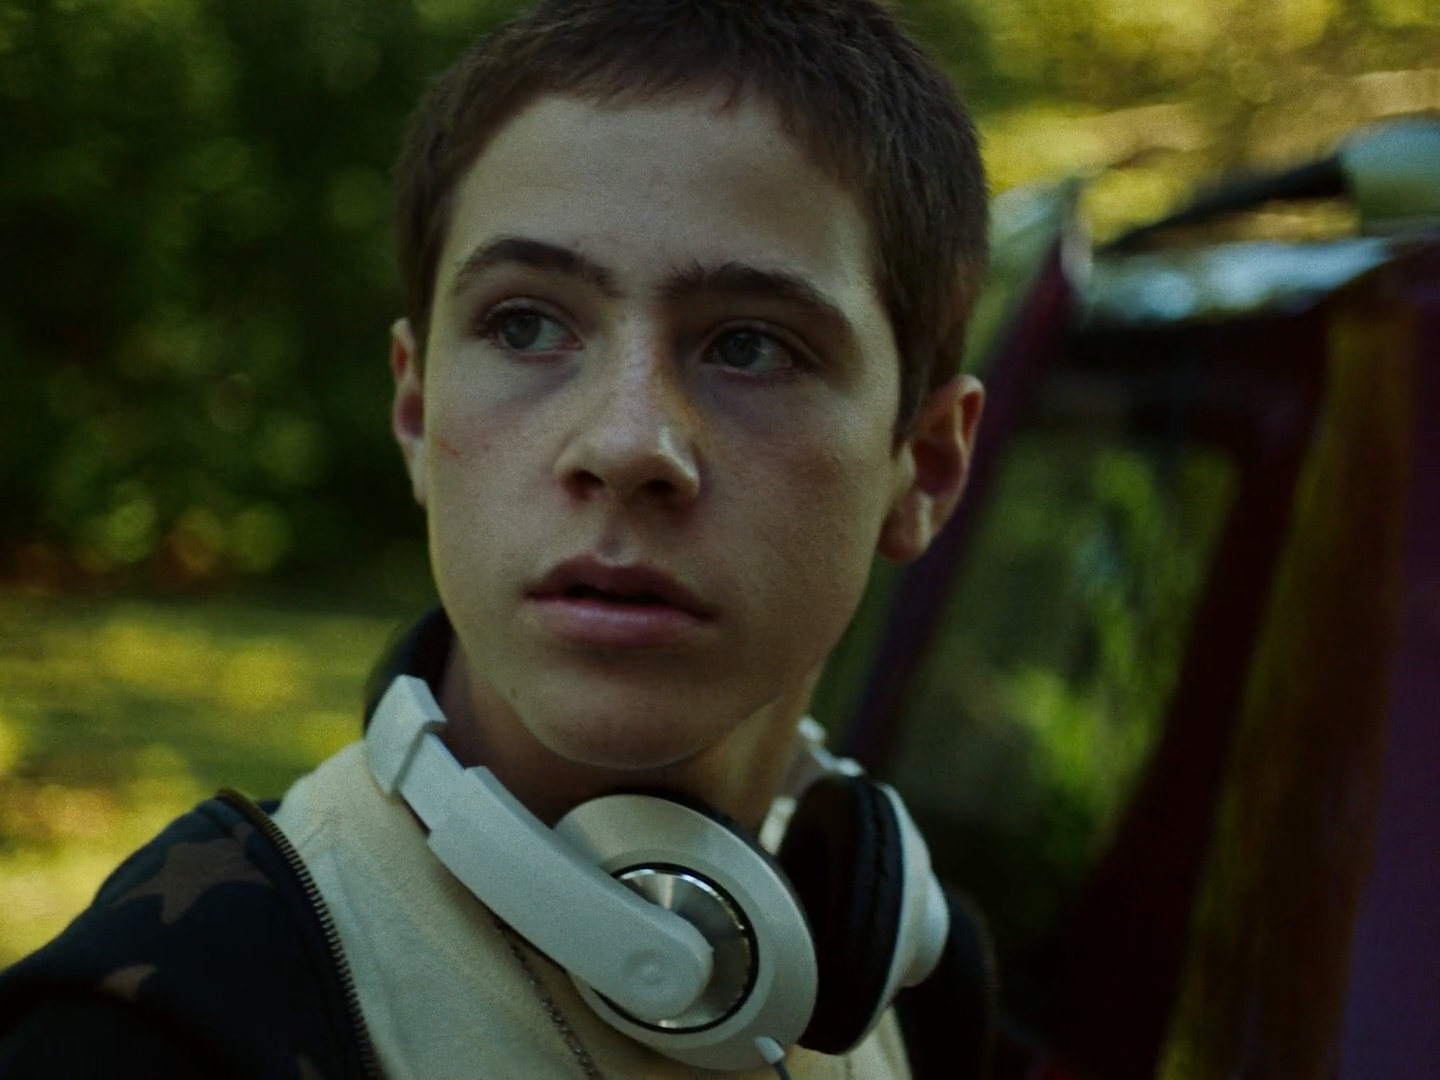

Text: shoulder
xmin=0 ymin=795 xmax=371 ymax=1080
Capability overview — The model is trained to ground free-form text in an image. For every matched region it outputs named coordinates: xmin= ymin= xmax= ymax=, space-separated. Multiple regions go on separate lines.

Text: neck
xmin=434 ymin=649 xmax=813 ymax=832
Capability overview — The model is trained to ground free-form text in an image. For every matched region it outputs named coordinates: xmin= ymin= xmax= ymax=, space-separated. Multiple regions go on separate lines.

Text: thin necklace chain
xmin=488 ymin=913 xmax=844 ymax=1080
xmin=491 ymin=912 xmax=608 ymax=1080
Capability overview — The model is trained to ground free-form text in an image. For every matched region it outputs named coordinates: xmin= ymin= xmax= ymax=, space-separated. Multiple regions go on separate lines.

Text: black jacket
xmin=0 ymin=789 xmax=378 ymax=1079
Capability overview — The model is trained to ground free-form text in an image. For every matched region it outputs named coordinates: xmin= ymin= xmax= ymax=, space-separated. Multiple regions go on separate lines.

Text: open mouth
xmin=532 ymin=566 xmax=711 ymax=647
xmin=529 ymin=557 xmax=715 ymax=628
xmin=562 ymin=584 xmax=671 ymax=606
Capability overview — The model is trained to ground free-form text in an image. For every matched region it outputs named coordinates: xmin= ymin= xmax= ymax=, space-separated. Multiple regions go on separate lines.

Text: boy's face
xmin=391 ymin=92 xmax=978 ymax=775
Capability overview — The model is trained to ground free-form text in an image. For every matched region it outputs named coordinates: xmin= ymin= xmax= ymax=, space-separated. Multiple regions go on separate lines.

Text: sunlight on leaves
xmin=100 ymin=618 xmax=220 ymax=698
xmin=217 ymin=639 xmax=309 ymax=713
xmin=0 ymin=713 xmax=22 ymax=778
xmin=0 ymin=597 xmax=399 ymax=964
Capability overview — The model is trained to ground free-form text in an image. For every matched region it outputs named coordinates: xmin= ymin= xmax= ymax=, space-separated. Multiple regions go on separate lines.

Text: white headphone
xmin=365 ymin=674 xmax=949 ymax=1072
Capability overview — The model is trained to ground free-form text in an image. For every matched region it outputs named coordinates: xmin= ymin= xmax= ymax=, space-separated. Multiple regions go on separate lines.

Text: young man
xmin=0 ymin=1 xmax=988 ymax=1076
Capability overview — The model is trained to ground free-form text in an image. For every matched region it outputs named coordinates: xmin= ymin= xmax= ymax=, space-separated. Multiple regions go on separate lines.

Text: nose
xmin=555 ymin=339 xmax=701 ymax=507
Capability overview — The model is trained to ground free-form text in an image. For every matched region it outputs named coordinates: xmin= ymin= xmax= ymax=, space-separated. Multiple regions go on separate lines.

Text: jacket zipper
xmin=218 ymin=788 xmax=383 ymax=1080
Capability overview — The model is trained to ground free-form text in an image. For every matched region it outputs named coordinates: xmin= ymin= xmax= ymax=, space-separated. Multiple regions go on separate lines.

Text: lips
xmin=530 ymin=558 xmax=713 ymax=615
xmin=527 ymin=557 xmax=715 ymax=647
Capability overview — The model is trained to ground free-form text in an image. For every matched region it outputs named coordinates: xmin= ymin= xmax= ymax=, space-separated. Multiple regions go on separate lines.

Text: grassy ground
xmin=0 ymin=593 xmax=407 ymax=966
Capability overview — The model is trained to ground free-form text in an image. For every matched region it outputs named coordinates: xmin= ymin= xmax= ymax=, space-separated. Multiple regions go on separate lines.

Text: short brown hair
xmin=393 ymin=0 xmax=986 ymax=435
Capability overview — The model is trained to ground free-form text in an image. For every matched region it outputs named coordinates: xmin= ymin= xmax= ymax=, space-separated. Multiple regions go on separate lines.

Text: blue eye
xmin=484 ymin=308 xmax=576 ymax=353
xmin=708 ymin=328 xmax=795 ymax=373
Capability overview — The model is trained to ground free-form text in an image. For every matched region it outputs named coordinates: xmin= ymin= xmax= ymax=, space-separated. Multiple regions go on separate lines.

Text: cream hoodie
xmin=273 ymin=743 xmax=911 ymax=1080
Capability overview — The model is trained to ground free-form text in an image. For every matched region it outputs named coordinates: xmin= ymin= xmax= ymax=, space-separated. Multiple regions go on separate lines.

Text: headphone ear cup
xmin=555 ymin=789 xmax=821 ymax=1070
xmin=777 ymin=773 xmax=904 ymax=1055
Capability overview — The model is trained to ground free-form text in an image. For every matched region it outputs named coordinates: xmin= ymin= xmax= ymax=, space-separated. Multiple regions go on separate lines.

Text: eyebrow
xmin=658 ymin=261 xmax=851 ymax=330
xmin=659 ymin=260 xmax=858 ymax=361
xmin=452 ymin=239 xmax=856 ymax=347
xmin=451 ymin=237 xmax=621 ymax=297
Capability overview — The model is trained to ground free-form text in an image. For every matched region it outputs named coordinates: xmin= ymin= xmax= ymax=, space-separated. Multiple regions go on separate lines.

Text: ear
xmin=390 ymin=317 xmax=428 ymax=509
xmin=876 ymin=375 xmax=984 ymax=562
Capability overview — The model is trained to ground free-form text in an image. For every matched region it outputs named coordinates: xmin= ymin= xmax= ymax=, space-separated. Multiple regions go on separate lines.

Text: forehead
xmin=433 ymin=91 xmax=887 ymax=327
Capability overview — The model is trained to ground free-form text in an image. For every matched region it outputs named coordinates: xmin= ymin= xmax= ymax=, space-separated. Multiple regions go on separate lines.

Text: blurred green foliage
xmin=883 ymin=429 xmax=1236 ymax=1013
xmin=0 ymin=594 xmax=398 ymax=963
xmin=0 ymin=0 xmax=527 ymax=596
xmin=1 ymin=0 xmax=1437 ymax=594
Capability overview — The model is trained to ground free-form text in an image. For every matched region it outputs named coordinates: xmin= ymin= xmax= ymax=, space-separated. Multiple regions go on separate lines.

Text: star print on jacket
xmin=113 ymin=822 xmax=273 ymax=924
xmin=0 ymin=792 xmax=379 ymax=1079
xmin=99 ymin=963 xmax=159 ymax=1002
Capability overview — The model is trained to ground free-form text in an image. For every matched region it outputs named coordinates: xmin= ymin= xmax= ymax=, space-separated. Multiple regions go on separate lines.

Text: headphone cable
xmin=754 ymin=1035 xmax=793 ymax=1079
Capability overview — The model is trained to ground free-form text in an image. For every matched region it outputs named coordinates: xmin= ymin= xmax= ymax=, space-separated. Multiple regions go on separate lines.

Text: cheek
xmin=741 ymin=436 xmax=897 ymax=652
xmin=424 ymin=389 xmax=518 ymax=504
xmin=425 ymin=428 xmax=488 ymax=538
xmin=423 ymin=412 xmax=517 ymax=601
xmin=779 ymin=419 xmax=898 ymax=546
xmin=426 ymin=379 xmax=500 ymax=462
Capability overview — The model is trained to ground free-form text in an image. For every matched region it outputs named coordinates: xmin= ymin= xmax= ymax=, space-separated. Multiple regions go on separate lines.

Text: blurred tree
xmin=956 ymin=0 xmax=1440 ymax=231
xmin=0 ymin=0 xmax=1436 ymax=596
xmin=0 ymin=0 xmax=522 ymax=600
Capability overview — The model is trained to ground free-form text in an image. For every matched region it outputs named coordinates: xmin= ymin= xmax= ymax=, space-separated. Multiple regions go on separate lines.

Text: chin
xmin=530 ymin=702 xmax=733 ymax=775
